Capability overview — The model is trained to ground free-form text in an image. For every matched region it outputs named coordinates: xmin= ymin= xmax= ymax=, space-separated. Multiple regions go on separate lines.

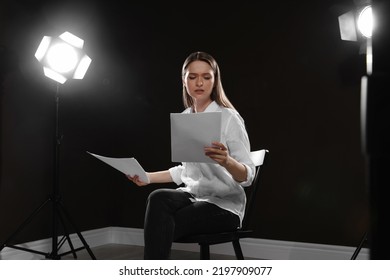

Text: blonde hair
xmin=181 ymin=51 xmax=236 ymax=110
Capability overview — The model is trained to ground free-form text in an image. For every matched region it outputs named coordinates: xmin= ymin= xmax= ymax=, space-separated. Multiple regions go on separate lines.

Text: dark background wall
xmin=1 ymin=0 xmax=369 ymax=248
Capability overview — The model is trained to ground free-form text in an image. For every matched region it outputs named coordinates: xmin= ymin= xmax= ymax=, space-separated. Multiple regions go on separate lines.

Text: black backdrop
xmin=1 ymin=0 xmax=369 ymax=249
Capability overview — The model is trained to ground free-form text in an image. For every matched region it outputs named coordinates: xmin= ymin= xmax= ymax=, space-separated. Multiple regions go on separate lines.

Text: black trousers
xmin=143 ymin=188 xmax=240 ymax=259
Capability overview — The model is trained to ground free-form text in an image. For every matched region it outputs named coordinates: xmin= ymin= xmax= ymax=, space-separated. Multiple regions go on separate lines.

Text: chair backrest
xmin=249 ymin=149 xmax=268 ymax=166
xmin=241 ymin=149 xmax=269 ymax=230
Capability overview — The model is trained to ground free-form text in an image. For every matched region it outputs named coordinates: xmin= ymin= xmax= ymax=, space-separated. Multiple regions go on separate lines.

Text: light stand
xmin=0 ymin=32 xmax=95 ymax=259
xmin=340 ymin=0 xmax=390 ymax=259
xmin=338 ymin=1 xmax=374 ymax=260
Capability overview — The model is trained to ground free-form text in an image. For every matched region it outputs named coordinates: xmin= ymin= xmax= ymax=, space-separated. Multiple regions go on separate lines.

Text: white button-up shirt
xmin=169 ymin=101 xmax=255 ymax=226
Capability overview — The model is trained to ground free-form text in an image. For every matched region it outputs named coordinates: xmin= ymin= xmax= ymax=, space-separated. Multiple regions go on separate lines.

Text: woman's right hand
xmin=126 ymin=174 xmax=149 ymax=186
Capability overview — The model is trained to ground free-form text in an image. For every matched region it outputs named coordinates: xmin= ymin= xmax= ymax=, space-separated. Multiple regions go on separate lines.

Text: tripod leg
xmin=351 ymin=232 xmax=368 ymax=260
xmin=57 ymin=201 xmax=96 ymax=260
xmin=55 ymin=208 xmax=78 ymax=259
xmin=0 ymin=199 xmax=50 ymax=251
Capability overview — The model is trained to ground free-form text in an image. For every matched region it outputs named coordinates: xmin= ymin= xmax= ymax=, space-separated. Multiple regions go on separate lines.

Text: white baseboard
xmin=0 ymin=227 xmax=113 ymax=260
xmin=0 ymin=226 xmax=369 ymax=260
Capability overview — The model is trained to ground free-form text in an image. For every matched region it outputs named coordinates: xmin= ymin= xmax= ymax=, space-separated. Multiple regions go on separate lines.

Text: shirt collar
xmin=183 ymin=101 xmax=220 ymax=114
xmin=204 ymin=101 xmax=219 ymax=112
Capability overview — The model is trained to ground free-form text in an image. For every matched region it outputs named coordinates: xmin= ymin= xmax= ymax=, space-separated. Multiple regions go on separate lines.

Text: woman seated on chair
xmin=128 ymin=51 xmax=255 ymax=260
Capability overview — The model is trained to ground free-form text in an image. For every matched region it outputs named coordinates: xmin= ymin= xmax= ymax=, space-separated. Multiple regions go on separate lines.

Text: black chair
xmin=174 ymin=149 xmax=269 ymax=259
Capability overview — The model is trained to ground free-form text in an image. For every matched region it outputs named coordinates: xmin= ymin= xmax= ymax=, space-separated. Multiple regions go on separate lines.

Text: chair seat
xmin=175 ymin=229 xmax=254 ymax=246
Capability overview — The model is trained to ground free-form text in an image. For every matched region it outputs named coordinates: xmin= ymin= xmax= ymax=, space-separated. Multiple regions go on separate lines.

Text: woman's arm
xmin=127 ymin=170 xmax=173 ymax=186
xmin=204 ymin=141 xmax=248 ymax=182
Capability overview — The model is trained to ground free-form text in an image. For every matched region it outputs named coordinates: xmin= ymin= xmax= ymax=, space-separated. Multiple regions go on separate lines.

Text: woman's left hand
xmin=204 ymin=141 xmax=230 ymax=167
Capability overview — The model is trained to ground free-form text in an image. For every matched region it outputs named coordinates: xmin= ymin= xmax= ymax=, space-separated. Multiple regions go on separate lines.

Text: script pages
xmin=170 ymin=111 xmax=222 ymax=163
xmin=87 ymin=151 xmax=150 ymax=183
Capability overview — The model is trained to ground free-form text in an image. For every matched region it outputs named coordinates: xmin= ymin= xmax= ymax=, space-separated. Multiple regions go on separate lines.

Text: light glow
xmin=46 ymin=43 xmax=79 ymax=73
xmin=357 ymin=5 xmax=373 ymax=38
xmin=35 ymin=31 xmax=91 ymax=83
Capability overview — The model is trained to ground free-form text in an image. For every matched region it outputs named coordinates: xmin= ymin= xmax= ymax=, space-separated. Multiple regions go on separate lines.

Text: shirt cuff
xmin=169 ymin=165 xmax=183 ymax=185
xmin=239 ymin=163 xmax=254 ymax=187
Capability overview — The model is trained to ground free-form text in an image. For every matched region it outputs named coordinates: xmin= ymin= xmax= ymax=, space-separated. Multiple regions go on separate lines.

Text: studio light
xmin=35 ymin=31 xmax=92 ymax=84
xmin=338 ymin=2 xmax=374 ymax=74
xmin=0 ymin=31 xmax=96 ymax=260
xmin=338 ymin=4 xmax=374 ymax=41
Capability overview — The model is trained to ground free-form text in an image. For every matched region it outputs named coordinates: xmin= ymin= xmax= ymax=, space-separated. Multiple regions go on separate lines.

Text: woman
xmin=128 ymin=51 xmax=255 ymax=259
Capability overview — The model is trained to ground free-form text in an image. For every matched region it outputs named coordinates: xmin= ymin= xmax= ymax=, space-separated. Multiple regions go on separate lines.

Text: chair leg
xmin=232 ymin=240 xmax=244 ymax=260
xmin=200 ymin=244 xmax=210 ymax=260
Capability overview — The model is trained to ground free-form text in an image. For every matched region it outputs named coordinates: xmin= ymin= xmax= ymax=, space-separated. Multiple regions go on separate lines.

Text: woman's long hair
xmin=181 ymin=51 xmax=236 ymax=111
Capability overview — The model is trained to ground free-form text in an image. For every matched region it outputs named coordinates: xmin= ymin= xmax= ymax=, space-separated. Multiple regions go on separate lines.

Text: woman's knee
xmin=146 ymin=189 xmax=192 ymax=212
xmin=147 ymin=188 xmax=173 ymax=204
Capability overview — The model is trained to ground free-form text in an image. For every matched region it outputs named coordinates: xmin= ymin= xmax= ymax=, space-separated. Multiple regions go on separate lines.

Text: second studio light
xmin=338 ymin=4 xmax=374 ymax=41
xmin=35 ymin=31 xmax=92 ymax=84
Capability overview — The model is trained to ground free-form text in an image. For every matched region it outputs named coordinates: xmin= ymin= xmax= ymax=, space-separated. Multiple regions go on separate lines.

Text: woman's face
xmin=183 ymin=60 xmax=215 ymax=105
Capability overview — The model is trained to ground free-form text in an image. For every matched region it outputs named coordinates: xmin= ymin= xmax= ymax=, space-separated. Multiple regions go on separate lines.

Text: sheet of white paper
xmin=170 ymin=111 xmax=221 ymax=163
xmin=87 ymin=152 xmax=150 ymax=183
